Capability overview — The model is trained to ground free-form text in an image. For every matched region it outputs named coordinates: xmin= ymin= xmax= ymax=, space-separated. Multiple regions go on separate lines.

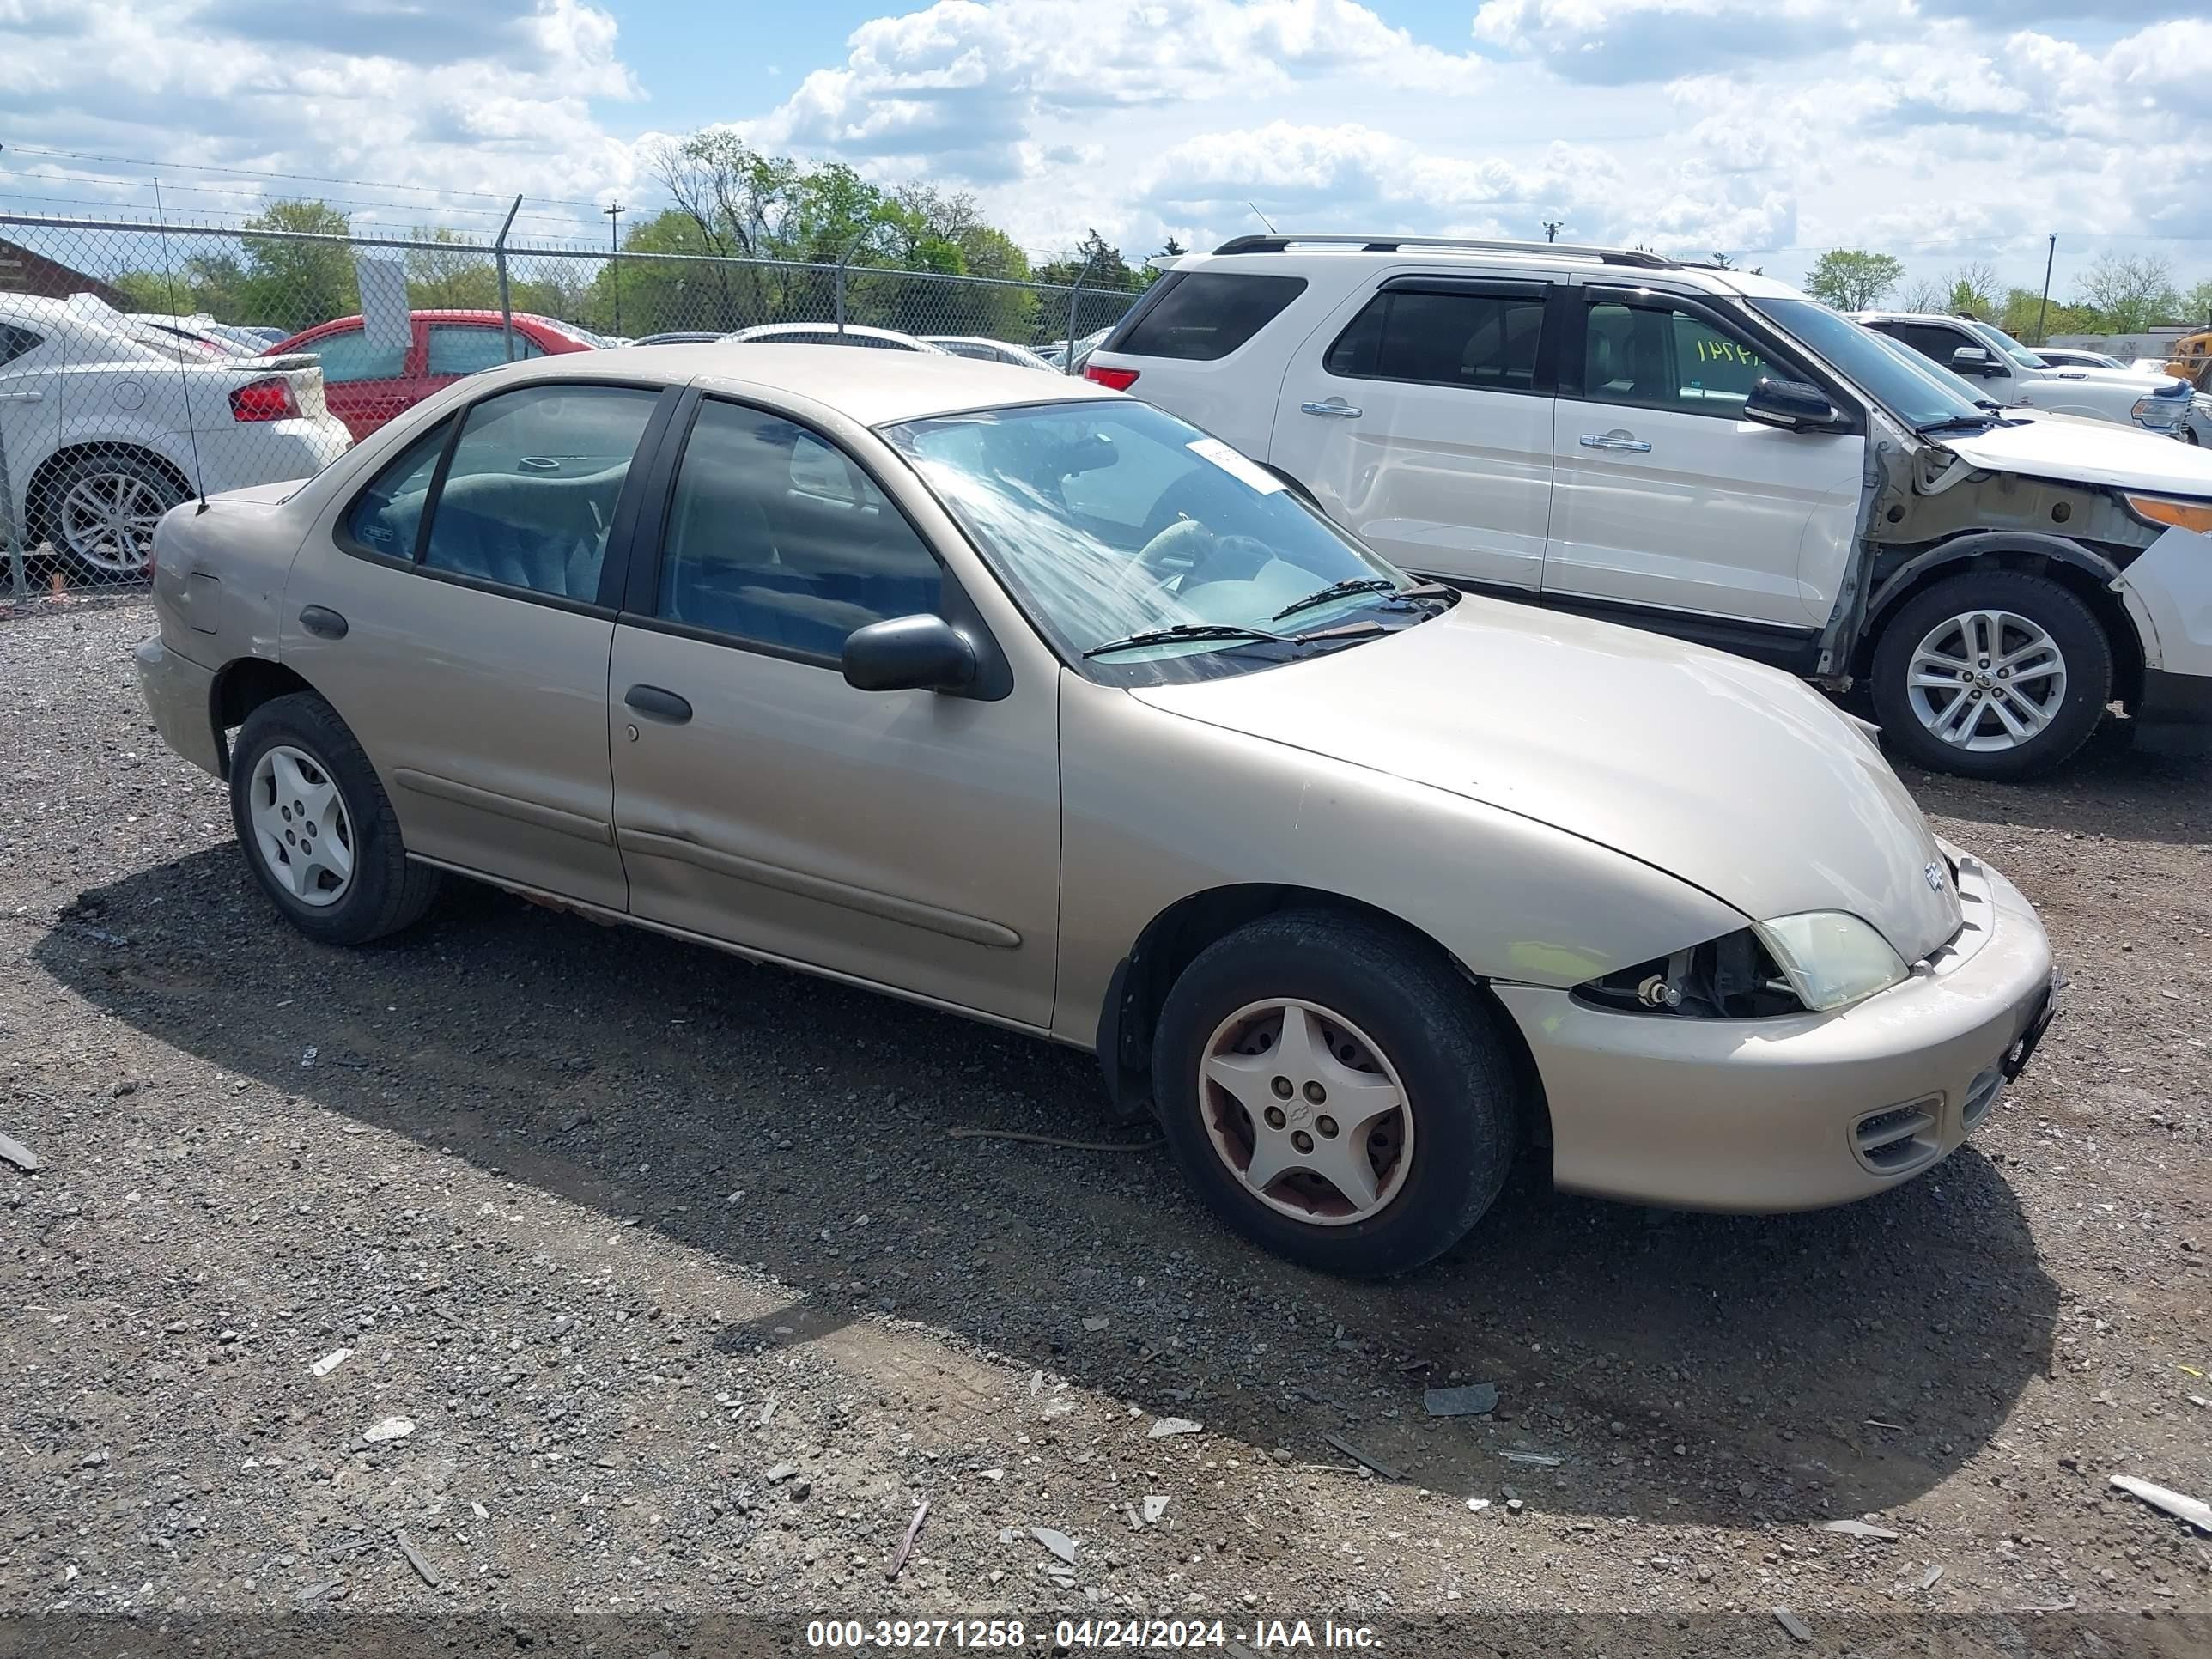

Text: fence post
xmin=495 ymin=195 xmax=522 ymax=362
xmin=1065 ymin=250 xmax=1099 ymax=375
xmin=835 ymin=234 xmax=867 ymax=337
xmin=0 ymin=419 xmax=25 ymax=604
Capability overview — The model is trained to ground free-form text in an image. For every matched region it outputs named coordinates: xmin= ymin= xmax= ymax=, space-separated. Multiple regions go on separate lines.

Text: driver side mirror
xmin=842 ymin=614 xmax=978 ymax=695
xmin=1742 ymin=376 xmax=1846 ymax=433
xmin=1948 ymin=345 xmax=2002 ymax=378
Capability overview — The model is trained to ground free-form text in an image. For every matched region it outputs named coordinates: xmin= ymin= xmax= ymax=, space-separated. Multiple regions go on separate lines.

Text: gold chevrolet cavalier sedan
xmin=136 ymin=345 xmax=2057 ymax=1274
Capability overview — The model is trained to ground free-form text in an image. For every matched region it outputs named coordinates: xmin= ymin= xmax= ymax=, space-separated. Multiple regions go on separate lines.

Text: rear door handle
xmin=297 ymin=605 xmax=348 ymax=639
xmin=1579 ymin=432 xmax=1652 ymax=453
xmin=624 ymin=684 xmax=692 ymax=725
xmin=1300 ymin=398 xmax=1362 ymax=419
xmin=0 ymin=390 xmax=44 ymax=404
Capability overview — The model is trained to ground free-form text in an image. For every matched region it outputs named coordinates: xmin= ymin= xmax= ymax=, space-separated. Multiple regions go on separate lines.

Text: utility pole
xmin=2034 ymin=232 xmax=2056 ymax=346
xmin=1542 ymin=219 xmax=1563 ymax=244
xmin=604 ymin=202 xmax=626 ymax=336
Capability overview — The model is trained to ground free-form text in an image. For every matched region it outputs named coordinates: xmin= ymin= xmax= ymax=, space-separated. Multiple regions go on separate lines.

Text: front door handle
xmin=1579 ymin=432 xmax=1652 ymax=453
xmin=0 ymin=390 xmax=43 ymax=404
xmin=624 ymin=684 xmax=692 ymax=725
xmin=1300 ymin=398 xmax=1363 ymax=419
xmin=297 ymin=605 xmax=348 ymax=639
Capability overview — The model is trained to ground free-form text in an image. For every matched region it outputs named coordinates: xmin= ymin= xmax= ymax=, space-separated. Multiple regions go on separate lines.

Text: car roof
xmin=505 ymin=341 xmax=1119 ymax=426
xmin=1176 ymin=234 xmax=1808 ymax=301
xmin=730 ymin=323 xmax=944 ymax=349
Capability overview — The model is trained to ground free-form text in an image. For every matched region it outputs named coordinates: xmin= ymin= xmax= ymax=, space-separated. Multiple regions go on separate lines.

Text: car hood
xmin=1131 ymin=599 xmax=1962 ymax=963
xmin=1936 ymin=412 xmax=2212 ymax=495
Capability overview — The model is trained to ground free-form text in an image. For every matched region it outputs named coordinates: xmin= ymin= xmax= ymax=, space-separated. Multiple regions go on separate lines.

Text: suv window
xmin=1324 ymin=288 xmax=1545 ymax=390
xmin=1883 ymin=322 xmax=1978 ymax=372
xmin=1109 ymin=271 xmax=1307 ymax=362
xmin=418 ymin=384 xmax=659 ymax=600
xmin=428 ymin=324 xmax=543 ymax=377
xmin=656 ymin=399 xmax=942 ymax=660
xmin=1580 ymin=299 xmax=1772 ymax=417
xmin=307 ymin=327 xmax=409 ymax=384
xmin=0 ymin=322 xmax=43 ymax=368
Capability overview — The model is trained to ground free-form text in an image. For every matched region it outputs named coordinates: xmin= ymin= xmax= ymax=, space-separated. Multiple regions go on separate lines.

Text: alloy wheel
xmin=1905 ymin=608 xmax=2069 ymax=753
xmin=247 ymin=745 xmax=356 ymax=908
xmin=57 ymin=470 xmax=171 ymax=575
xmin=1197 ymin=999 xmax=1414 ymax=1226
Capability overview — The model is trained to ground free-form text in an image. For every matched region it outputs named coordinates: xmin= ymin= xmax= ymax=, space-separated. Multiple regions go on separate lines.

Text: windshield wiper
xmin=1271 ymin=577 xmax=1398 ymax=621
xmin=1083 ymin=623 xmax=1297 ymax=659
xmin=1914 ymin=414 xmax=1999 ymax=435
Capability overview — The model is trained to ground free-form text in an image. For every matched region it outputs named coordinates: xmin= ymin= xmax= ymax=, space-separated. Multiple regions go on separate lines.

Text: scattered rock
xmin=1140 ymin=1495 xmax=1170 ymax=1525
xmin=764 ymin=1462 xmax=799 ymax=1485
xmin=311 ymin=1348 xmax=351 ymax=1377
xmin=1030 ymin=1526 xmax=1079 ymax=1565
xmin=393 ymin=1529 xmax=440 ymax=1587
xmin=1465 ymin=1498 xmax=1490 ymax=1512
xmin=1773 ymin=1607 xmax=1812 ymax=1644
xmin=1423 ymin=1382 xmax=1499 ymax=1418
xmin=362 ymin=1417 xmax=415 ymax=1445
xmin=0 ymin=1133 xmax=41 ymax=1174
xmin=1081 ymin=1316 xmax=1109 ymax=1332
xmin=1818 ymin=1519 xmax=1900 ymax=1540
xmin=1149 ymin=1417 xmax=1203 ymax=1439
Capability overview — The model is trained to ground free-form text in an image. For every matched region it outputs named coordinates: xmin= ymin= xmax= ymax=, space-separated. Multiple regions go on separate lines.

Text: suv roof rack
xmin=1210 ymin=233 xmax=1678 ymax=270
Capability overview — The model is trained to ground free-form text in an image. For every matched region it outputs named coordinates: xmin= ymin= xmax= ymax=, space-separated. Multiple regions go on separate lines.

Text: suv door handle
xmin=297 ymin=605 xmax=349 ymax=639
xmin=0 ymin=391 xmax=44 ymax=404
xmin=624 ymin=684 xmax=692 ymax=725
xmin=1300 ymin=398 xmax=1363 ymax=418
xmin=1579 ymin=432 xmax=1652 ymax=453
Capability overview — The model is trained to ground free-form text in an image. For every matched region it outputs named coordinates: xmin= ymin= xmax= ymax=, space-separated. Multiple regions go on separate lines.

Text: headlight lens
xmin=1756 ymin=912 xmax=1908 ymax=1012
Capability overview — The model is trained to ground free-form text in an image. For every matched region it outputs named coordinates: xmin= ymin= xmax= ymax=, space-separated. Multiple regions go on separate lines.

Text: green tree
xmin=1803 ymin=249 xmax=1904 ymax=311
xmin=2178 ymin=277 xmax=2212 ymax=329
xmin=236 ymin=200 xmax=359 ymax=332
xmin=2074 ymin=253 xmax=2180 ymax=333
xmin=1948 ymin=261 xmax=1998 ymax=318
xmin=1996 ymin=287 xmax=2100 ymax=343
xmin=404 ymin=228 xmax=500 ymax=309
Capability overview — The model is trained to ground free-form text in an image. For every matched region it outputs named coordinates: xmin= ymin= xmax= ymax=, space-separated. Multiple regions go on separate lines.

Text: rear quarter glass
xmin=1108 ymin=272 xmax=1308 ymax=362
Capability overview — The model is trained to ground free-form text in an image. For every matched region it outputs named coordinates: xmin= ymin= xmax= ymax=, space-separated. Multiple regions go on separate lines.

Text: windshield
xmin=884 ymin=399 xmax=1438 ymax=681
xmin=1966 ymin=320 xmax=2045 ymax=370
xmin=1751 ymin=299 xmax=1992 ymax=429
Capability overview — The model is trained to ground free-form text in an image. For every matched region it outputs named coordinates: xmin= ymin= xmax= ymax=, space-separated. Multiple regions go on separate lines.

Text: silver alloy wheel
xmin=247 ymin=745 xmax=356 ymax=908
xmin=57 ymin=469 xmax=172 ymax=574
xmin=1198 ymin=999 xmax=1414 ymax=1226
xmin=1905 ymin=608 xmax=2069 ymax=752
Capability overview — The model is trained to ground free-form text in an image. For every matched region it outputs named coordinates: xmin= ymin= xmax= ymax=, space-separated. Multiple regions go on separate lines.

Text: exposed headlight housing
xmin=1579 ymin=913 xmax=1910 ymax=1019
xmin=1755 ymin=912 xmax=1909 ymax=1012
xmin=2132 ymin=392 xmax=2187 ymax=430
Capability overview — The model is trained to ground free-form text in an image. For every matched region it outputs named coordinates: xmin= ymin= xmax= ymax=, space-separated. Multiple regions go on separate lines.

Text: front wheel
xmin=1869 ymin=569 xmax=2112 ymax=780
xmin=1151 ymin=911 xmax=1521 ymax=1276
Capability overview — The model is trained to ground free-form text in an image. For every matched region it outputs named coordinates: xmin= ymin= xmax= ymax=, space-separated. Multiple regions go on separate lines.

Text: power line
xmin=0 ymin=143 xmax=609 ymax=210
xmin=0 ymin=169 xmax=592 ymax=231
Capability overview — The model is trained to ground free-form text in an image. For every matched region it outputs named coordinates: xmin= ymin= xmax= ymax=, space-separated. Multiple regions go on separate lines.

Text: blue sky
xmin=3 ymin=1 xmax=2208 ymax=300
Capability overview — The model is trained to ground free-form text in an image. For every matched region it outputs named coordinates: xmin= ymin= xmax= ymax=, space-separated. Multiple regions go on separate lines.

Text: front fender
xmin=1052 ymin=672 xmax=1747 ymax=1048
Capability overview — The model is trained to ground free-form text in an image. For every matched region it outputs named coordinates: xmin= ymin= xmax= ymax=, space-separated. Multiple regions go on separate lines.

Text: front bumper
xmin=135 ymin=635 xmax=223 ymax=780
xmin=1492 ymin=854 xmax=2055 ymax=1212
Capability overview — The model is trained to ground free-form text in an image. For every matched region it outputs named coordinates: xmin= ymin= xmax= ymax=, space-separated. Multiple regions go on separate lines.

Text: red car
xmin=270 ymin=310 xmax=597 ymax=440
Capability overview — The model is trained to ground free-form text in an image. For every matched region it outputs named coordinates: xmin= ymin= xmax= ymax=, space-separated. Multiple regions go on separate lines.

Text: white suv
xmin=1854 ymin=310 xmax=2207 ymax=444
xmin=1084 ymin=235 xmax=2212 ymax=777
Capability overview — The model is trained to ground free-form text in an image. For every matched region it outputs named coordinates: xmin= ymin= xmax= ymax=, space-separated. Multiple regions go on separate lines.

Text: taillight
xmin=228 ymin=377 xmax=298 ymax=422
xmin=1085 ymin=364 xmax=1139 ymax=391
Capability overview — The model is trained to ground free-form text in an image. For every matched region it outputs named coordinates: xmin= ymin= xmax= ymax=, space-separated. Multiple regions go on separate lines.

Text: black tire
xmin=1869 ymin=569 xmax=2112 ymax=781
xmin=228 ymin=691 xmax=440 ymax=945
xmin=38 ymin=449 xmax=188 ymax=581
xmin=1151 ymin=911 xmax=1521 ymax=1276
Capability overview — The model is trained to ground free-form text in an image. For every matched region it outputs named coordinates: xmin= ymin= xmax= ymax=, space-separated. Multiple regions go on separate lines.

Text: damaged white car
xmin=1085 ymin=238 xmax=2212 ymax=777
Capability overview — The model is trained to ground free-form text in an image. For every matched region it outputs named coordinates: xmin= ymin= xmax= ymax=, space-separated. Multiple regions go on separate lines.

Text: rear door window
xmin=428 ymin=325 xmax=543 ymax=377
xmin=1108 ymin=272 xmax=1307 ymax=361
xmin=416 ymin=384 xmax=660 ymax=601
xmin=304 ymin=327 xmax=409 ymax=384
xmin=1324 ymin=287 xmax=1547 ymax=391
xmin=0 ymin=322 xmax=43 ymax=368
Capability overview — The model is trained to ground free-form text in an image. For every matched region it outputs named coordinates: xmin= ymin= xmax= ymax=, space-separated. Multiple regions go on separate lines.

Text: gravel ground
xmin=3 ymin=600 xmax=2208 ymax=1651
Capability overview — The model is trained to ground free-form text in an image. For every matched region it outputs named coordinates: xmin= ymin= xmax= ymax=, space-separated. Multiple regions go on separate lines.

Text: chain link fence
xmin=0 ymin=213 xmax=1144 ymax=605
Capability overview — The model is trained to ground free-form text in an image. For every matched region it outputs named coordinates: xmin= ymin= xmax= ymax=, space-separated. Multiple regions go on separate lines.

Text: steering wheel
xmin=1106 ymin=517 xmax=1216 ymax=608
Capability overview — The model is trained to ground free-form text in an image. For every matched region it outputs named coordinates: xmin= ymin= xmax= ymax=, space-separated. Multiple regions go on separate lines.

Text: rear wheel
xmin=1869 ymin=569 xmax=2112 ymax=780
xmin=41 ymin=450 xmax=186 ymax=580
xmin=228 ymin=692 xmax=440 ymax=945
xmin=1152 ymin=911 xmax=1520 ymax=1275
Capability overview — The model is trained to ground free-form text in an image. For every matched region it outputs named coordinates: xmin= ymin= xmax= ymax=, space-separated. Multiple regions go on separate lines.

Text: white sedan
xmin=1 ymin=295 xmax=352 ymax=578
